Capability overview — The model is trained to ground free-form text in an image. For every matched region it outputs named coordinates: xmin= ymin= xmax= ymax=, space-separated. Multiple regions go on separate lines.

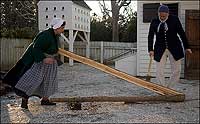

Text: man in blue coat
xmin=148 ymin=5 xmax=192 ymax=88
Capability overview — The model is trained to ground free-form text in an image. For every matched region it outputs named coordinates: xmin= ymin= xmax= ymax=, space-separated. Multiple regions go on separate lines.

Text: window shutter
xmin=143 ymin=3 xmax=160 ymax=23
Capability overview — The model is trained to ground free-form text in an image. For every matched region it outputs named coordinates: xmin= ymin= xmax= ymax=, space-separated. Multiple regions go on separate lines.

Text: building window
xmin=54 ymin=15 xmax=56 ymax=18
xmin=78 ymin=24 xmax=80 ymax=28
xmin=46 ymin=23 xmax=48 ymax=27
xmin=78 ymin=9 xmax=80 ymax=13
xmin=62 ymin=7 xmax=64 ymax=11
xmin=54 ymin=7 xmax=56 ymax=11
xmin=62 ymin=15 xmax=65 ymax=19
xmin=143 ymin=3 xmax=178 ymax=23
xmin=75 ymin=8 xmax=76 ymax=11
xmin=46 ymin=15 xmax=48 ymax=19
xmin=45 ymin=7 xmax=48 ymax=11
xmin=75 ymin=24 xmax=77 ymax=28
xmin=78 ymin=16 xmax=80 ymax=21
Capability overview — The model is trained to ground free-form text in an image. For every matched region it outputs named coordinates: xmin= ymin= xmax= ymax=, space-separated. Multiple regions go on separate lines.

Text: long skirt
xmin=2 ymin=59 xmax=32 ymax=87
xmin=15 ymin=61 xmax=58 ymax=97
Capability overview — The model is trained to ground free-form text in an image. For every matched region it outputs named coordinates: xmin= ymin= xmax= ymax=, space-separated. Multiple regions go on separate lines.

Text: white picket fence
xmin=0 ymin=38 xmax=136 ymax=71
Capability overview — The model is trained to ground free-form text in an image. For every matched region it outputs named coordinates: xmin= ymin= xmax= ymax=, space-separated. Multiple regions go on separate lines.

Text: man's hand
xmin=186 ymin=49 xmax=192 ymax=54
xmin=43 ymin=58 xmax=56 ymax=64
xmin=149 ymin=51 xmax=154 ymax=57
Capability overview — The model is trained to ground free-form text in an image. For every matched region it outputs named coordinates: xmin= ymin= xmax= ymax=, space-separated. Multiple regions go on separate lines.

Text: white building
xmin=137 ymin=1 xmax=199 ymax=78
xmin=38 ymin=0 xmax=91 ymax=65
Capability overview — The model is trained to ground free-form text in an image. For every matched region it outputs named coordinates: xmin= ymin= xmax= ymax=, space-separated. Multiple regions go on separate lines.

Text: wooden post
xmin=69 ymin=30 xmax=74 ymax=66
xmin=100 ymin=41 xmax=104 ymax=63
xmin=60 ymin=38 xmax=65 ymax=63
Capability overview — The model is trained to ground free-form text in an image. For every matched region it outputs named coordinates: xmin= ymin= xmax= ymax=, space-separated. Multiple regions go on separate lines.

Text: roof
xmin=39 ymin=0 xmax=91 ymax=10
xmin=72 ymin=0 xmax=92 ymax=10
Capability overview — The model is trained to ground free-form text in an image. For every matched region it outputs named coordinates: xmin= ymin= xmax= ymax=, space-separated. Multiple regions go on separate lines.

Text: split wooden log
xmin=50 ymin=95 xmax=185 ymax=103
xmin=58 ymin=48 xmax=184 ymax=97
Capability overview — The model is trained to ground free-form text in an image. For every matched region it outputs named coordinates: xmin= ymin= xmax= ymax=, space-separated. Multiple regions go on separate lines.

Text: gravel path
xmin=1 ymin=63 xmax=199 ymax=123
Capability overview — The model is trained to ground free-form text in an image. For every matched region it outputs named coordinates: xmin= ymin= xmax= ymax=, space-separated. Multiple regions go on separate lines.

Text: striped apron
xmin=15 ymin=54 xmax=58 ymax=97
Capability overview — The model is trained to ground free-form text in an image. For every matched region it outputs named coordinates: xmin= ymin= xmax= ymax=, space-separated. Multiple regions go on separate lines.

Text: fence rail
xmin=0 ymin=38 xmax=136 ymax=71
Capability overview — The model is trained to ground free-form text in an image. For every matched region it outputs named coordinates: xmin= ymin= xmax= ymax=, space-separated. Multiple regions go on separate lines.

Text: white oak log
xmin=50 ymin=95 xmax=185 ymax=103
xmin=58 ymin=48 xmax=184 ymax=97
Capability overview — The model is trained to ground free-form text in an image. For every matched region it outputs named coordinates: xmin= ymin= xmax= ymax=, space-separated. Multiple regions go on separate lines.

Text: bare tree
xmin=14 ymin=0 xmax=38 ymax=24
xmin=98 ymin=0 xmax=131 ymax=41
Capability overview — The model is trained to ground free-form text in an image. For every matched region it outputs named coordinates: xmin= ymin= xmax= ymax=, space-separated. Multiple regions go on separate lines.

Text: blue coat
xmin=148 ymin=15 xmax=190 ymax=62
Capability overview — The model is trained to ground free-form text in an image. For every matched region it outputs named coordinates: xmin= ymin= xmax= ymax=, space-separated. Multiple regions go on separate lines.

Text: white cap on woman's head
xmin=50 ymin=18 xmax=64 ymax=29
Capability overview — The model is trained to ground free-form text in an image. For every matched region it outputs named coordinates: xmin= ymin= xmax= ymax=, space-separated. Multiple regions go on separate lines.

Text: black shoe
xmin=14 ymin=88 xmax=29 ymax=99
xmin=41 ymin=99 xmax=56 ymax=105
xmin=21 ymin=98 xmax=28 ymax=109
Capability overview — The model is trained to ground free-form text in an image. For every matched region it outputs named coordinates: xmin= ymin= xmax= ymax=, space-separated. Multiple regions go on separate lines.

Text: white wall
xmin=38 ymin=1 xmax=72 ymax=30
xmin=137 ymin=1 xmax=199 ymax=78
xmin=38 ymin=1 xmax=90 ymax=32
xmin=72 ymin=3 xmax=90 ymax=32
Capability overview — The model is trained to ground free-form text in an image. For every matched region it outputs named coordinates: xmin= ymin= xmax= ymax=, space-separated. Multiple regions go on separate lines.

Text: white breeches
xmin=156 ymin=49 xmax=182 ymax=88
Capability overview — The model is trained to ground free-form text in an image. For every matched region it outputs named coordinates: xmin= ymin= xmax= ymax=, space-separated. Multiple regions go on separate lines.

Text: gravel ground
xmin=1 ymin=63 xmax=199 ymax=123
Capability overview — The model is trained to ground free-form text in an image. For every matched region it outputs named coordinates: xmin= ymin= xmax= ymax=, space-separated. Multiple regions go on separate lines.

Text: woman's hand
xmin=43 ymin=58 xmax=56 ymax=64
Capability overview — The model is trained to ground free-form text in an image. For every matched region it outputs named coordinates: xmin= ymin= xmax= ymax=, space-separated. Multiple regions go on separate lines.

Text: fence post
xmin=60 ymin=37 xmax=65 ymax=63
xmin=100 ymin=41 xmax=104 ymax=63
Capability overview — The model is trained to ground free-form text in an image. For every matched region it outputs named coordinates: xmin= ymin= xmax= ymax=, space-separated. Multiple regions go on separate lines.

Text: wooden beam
xmin=73 ymin=31 xmax=78 ymax=41
xmin=77 ymin=33 xmax=86 ymax=42
xmin=50 ymin=95 xmax=185 ymax=103
xmin=60 ymin=33 xmax=70 ymax=44
xmin=58 ymin=48 xmax=184 ymax=96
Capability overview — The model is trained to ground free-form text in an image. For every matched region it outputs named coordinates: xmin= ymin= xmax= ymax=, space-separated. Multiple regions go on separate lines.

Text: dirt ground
xmin=0 ymin=63 xmax=199 ymax=123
